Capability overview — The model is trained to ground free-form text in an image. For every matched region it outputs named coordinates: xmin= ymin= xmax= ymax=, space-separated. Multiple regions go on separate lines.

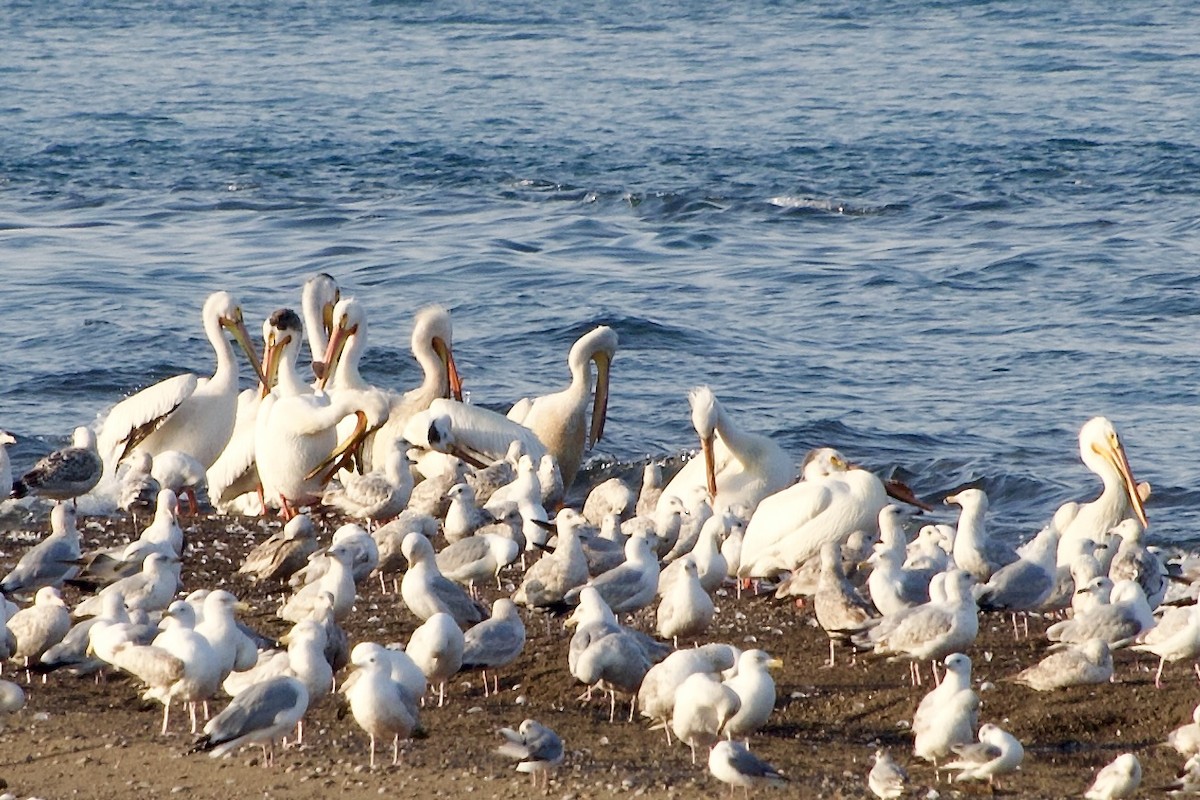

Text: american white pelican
xmin=256 ymin=306 xmax=389 ymax=517
xmin=506 ymin=326 xmax=616 ymax=489
xmin=1056 ymin=417 xmax=1148 ymax=566
xmin=404 ymin=402 xmax=547 ymax=470
xmin=11 ymin=427 xmax=102 ymax=505
xmin=656 ymin=386 xmax=792 ymax=519
xmin=210 ymin=308 xmax=312 ymax=514
xmin=365 ymin=305 xmax=463 ymax=471
xmin=739 ymin=448 xmax=929 ymax=579
xmin=301 ymin=272 xmax=339 ymax=382
xmin=317 ymin=297 xmax=408 ymax=472
xmin=97 ymin=291 xmax=264 ymax=474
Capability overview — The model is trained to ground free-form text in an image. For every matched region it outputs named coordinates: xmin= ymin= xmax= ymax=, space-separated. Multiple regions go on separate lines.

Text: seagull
xmin=708 ymin=740 xmax=787 ymax=797
xmin=1169 ymin=703 xmax=1200 ymax=758
xmin=566 ymin=532 xmax=659 ymax=614
xmin=496 ymin=719 xmax=564 ymax=790
xmin=721 ymin=649 xmax=782 ymax=742
xmin=1131 ymin=604 xmax=1200 ymax=688
xmin=238 ymin=514 xmax=319 ymax=584
xmin=513 ymin=512 xmax=590 ymax=610
xmin=11 ymin=427 xmax=103 ymax=506
xmin=639 ymin=644 xmax=740 ymax=743
xmin=912 ymin=652 xmax=979 ymax=769
xmin=399 ymin=532 xmax=485 ymax=627
xmin=343 ymin=645 xmax=419 ymax=767
xmin=277 ymin=544 xmax=357 ymax=623
xmin=0 ymin=503 xmax=83 ymax=596
xmin=436 ymin=533 xmax=521 ymax=597
xmin=0 ymin=430 xmax=15 ymax=505
xmin=321 ymin=438 xmax=413 ymax=528
xmin=7 ymin=586 xmax=71 ymax=674
xmin=813 ymin=539 xmax=878 ymax=666
xmin=671 ymin=671 xmax=742 ymax=764
xmin=1084 ymin=752 xmax=1142 ymax=800
xmin=867 ymin=748 xmax=908 ymax=799
xmin=74 ymin=552 xmax=180 ymax=617
xmin=943 ymin=723 xmax=1024 ymax=787
xmin=656 ymin=558 xmax=715 ymax=645
xmin=460 ymin=598 xmax=526 ymax=696
xmin=944 ymin=488 xmax=998 ymax=582
xmin=1011 ymin=638 xmax=1113 ymax=691
xmin=406 ymin=612 xmax=464 ymax=707
xmin=188 ymin=674 xmax=309 ymax=767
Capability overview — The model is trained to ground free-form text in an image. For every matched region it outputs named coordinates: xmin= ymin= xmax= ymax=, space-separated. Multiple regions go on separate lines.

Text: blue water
xmin=3 ymin=0 xmax=1199 ymax=546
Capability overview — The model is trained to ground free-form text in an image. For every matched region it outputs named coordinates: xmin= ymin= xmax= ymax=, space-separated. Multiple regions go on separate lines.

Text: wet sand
xmin=0 ymin=510 xmax=1193 ymax=800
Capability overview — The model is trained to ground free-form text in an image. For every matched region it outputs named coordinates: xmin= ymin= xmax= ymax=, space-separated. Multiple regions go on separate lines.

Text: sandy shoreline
xmin=0 ymin=509 xmax=1194 ymax=800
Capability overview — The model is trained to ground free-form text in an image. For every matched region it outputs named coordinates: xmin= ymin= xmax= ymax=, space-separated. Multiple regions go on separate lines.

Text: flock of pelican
xmin=0 ymin=273 xmax=1189 ymax=798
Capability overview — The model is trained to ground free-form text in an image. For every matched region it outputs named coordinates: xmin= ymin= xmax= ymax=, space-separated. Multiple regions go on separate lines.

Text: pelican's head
xmin=260 ymin=308 xmax=303 ymax=396
xmin=1079 ymin=416 xmax=1148 ymax=528
xmin=301 ymin=273 xmax=339 ymax=380
xmin=687 ymin=386 xmax=720 ymax=497
xmin=800 ymin=448 xmax=848 ymax=482
xmin=318 ymin=297 xmax=366 ymax=391
xmin=205 ymin=291 xmax=267 ymax=386
xmin=414 ymin=305 xmax=463 ymax=402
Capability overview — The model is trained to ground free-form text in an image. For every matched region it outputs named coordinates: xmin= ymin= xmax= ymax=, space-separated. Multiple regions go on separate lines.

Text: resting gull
xmin=943 ymin=723 xmax=1024 ymax=787
xmin=496 ymin=719 xmax=564 ymax=790
xmin=1011 ymin=638 xmax=1113 ymax=691
xmin=0 ymin=503 xmax=83 ymax=596
xmin=400 ymin=532 xmax=484 ymax=627
xmin=867 ymin=748 xmax=908 ymax=799
xmin=1084 ymin=752 xmax=1142 ymax=800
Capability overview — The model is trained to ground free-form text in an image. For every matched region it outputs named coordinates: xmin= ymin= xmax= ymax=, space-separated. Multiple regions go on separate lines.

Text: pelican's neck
xmin=276 ymin=342 xmax=309 ymax=397
xmin=1088 ymin=452 xmax=1131 ymax=521
xmin=711 ymin=401 xmax=765 ymax=469
xmin=205 ymin=314 xmax=240 ymax=391
xmin=409 ymin=332 xmax=448 ymax=405
xmin=330 ymin=329 xmax=367 ymax=391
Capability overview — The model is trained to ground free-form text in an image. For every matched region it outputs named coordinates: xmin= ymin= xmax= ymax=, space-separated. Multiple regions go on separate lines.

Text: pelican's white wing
xmin=98 ymin=374 xmax=199 ymax=469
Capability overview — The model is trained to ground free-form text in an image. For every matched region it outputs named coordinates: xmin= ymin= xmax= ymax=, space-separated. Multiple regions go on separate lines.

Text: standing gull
xmin=943 ymin=723 xmax=1024 ymax=787
xmin=406 ymin=612 xmax=464 ymax=707
xmin=721 ymin=649 xmax=782 ymax=742
xmin=189 ymin=674 xmax=309 ymax=767
xmin=656 ymin=558 xmax=715 ymax=645
xmin=460 ymin=599 xmax=526 ymax=696
xmin=399 ymin=532 xmax=485 ymax=627
xmin=11 ymin=427 xmax=103 ymax=506
xmin=343 ymin=645 xmax=419 ymax=767
xmin=708 ymin=740 xmax=787 ymax=797
xmin=0 ymin=503 xmax=83 ymax=595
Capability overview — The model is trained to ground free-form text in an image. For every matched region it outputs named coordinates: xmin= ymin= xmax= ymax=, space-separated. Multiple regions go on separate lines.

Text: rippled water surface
xmin=3 ymin=0 xmax=1200 ymax=544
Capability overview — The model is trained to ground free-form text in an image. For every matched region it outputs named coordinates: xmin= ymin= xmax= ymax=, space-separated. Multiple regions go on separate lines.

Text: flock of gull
xmin=0 ymin=273 xmax=1198 ymax=798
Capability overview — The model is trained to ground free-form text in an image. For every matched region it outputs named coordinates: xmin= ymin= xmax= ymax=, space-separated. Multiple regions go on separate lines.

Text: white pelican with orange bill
xmin=97 ymin=291 xmax=266 ymax=476
xmin=657 ymin=386 xmax=793 ymax=519
xmin=1055 ymin=416 xmax=1149 ymax=566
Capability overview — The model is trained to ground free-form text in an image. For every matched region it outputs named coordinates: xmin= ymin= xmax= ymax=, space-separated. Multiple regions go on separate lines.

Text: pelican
xmin=301 ymin=273 xmax=339 ymax=382
xmin=317 ymin=297 xmax=396 ymax=471
xmin=1056 ymin=417 xmax=1148 ymax=566
xmin=656 ymin=386 xmax=792 ymax=519
xmin=97 ymin=292 xmax=265 ymax=475
xmin=739 ymin=448 xmax=929 ymax=578
xmin=364 ymin=305 xmax=464 ymax=471
xmin=209 ymin=309 xmax=307 ymax=513
xmin=256 ymin=309 xmax=389 ymax=517
xmin=506 ymin=326 xmax=616 ymax=489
